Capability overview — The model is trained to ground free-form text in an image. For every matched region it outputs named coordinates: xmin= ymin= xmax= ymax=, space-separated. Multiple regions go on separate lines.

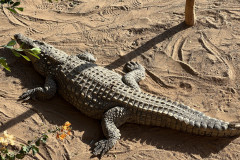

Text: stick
xmin=185 ymin=0 xmax=195 ymax=26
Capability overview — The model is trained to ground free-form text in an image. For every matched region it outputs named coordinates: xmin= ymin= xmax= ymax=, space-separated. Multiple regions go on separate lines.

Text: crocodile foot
xmin=19 ymin=88 xmax=42 ymax=100
xmin=93 ymin=138 xmax=116 ymax=157
xmin=76 ymin=52 xmax=96 ymax=63
xmin=125 ymin=61 xmax=144 ymax=72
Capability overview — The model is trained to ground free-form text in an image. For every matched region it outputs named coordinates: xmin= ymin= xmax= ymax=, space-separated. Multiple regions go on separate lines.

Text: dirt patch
xmin=0 ymin=0 xmax=240 ymax=159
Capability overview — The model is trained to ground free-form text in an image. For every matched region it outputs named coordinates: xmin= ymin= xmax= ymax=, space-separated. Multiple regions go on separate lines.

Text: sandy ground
xmin=0 ymin=0 xmax=240 ymax=159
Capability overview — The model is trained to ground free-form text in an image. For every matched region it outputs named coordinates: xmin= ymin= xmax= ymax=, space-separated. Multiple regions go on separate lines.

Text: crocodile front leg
xmin=76 ymin=52 xmax=96 ymax=63
xmin=122 ymin=61 xmax=145 ymax=91
xmin=93 ymin=106 xmax=130 ymax=157
xmin=19 ymin=75 xmax=56 ymax=100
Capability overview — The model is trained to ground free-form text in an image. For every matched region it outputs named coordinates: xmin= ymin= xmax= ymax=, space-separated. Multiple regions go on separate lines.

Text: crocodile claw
xmin=125 ymin=61 xmax=143 ymax=72
xmin=93 ymin=139 xmax=115 ymax=157
xmin=19 ymin=89 xmax=37 ymax=100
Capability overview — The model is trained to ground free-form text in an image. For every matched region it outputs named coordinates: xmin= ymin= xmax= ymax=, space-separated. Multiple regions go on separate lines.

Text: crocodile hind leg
xmin=93 ymin=106 xmax=130 ymax=157
xmin=75 ymin=52 xmax=96 ymax=63
xmin=122 ymin=61 xmax=145 ymax=91
xmin=19 ymin=75 xmax=56 ymax=100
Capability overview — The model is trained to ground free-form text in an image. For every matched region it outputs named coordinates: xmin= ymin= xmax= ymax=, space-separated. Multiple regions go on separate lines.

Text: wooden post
xmin=185 ymin=0 xmax=195 ymax=26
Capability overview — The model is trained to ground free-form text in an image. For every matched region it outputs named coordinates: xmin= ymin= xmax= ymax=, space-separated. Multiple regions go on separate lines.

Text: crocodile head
xmin=14 ymin=33 xmax=67 ymax=76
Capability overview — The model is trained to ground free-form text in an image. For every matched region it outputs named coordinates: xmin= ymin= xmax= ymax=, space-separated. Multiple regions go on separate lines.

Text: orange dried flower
xmin=59 ymin=133 xmax=67 ymax=140
xmin=62 ymin=125 xmax=68 ymax=131
xmin=56 ymin=121 xmax=72 ymax=140
xmin=56 ymin=133 xmax=67 ymax=140
xmin=67 ymin=131 xmax=71 ymax=136
xmin=56 ymin=133 xmax=60 ymax=139
xmin=64 ymin=121 xmax=71 ymax=127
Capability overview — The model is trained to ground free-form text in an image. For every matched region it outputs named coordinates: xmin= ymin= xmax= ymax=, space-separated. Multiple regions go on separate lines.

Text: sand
xmin=0 ymin=0 xmax=240 ymax=159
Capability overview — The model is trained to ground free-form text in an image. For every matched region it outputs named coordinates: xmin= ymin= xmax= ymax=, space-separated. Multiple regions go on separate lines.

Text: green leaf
xmin=16 ymin=7 xmax=23 ymax=11
xmin=25 ymin=50 xmax=40 ymax=59
xmin=16 ymin=153 xmax=25 ymax=159
xmin=6 ymin=7 xmax=17 ymax=14
xmin=6 ymin=152 xmax=15 ymax=160
xmin=0 ymin=154 xmax=5 ymax=160
xmin=20 ymin=54 xmax=31 ymax=61
xmin=0 ymin=57 xmax=10 ymax=72
xmin=20 ymin=43 xmax=24 ymax=49
xmin=9 ymin=1 xmax=14 ymax=5
xmin=0 ymin=0 xmax=5 ymax=4
xmin=21 ymin=145 xmax=30 ymax=154
xmin=35 ymin=139 xmax=40 ymax=146
xmin=41 ymin=134 xmax=48 ymax=144
xmin=31 ymin=145 xmax=39 ymax=156
xmin=42 ymin=134 xmax=48 ymax=138
xmin=0 ymin=57 xmax=6 ymax=61
xmin=30 ymin=48 xmax=41 ymax=55
xmin=1 ymin=148 xmax=8 ymax=154
xmin=12 ymin=1 xmax=20 ymax=7
xmin=11 ymin=49 xmax=21 ymax=57
xmin=4 ymin=45 xmax=13 ymax=49
xmin=15 ymin=48 xmax=23 ymax=52
xmin=6 ymin=40 xmax=16 ymax=46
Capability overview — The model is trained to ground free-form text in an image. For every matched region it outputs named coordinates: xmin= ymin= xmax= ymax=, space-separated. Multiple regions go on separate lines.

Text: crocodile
xmin=14 ymin=33 xmax=240 ymax=157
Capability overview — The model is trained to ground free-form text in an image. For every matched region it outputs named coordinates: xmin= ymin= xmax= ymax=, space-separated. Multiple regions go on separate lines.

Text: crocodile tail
xmin=166 ymin=106 xmax=240 ymax=137
xmin=182 ymin=119 xmax=240 ymax=137
xmin=125 ymin=90 xmax=240 ymax=137
xmin=166 ymin=103 xmax=240 ymax=137
xmin=226 ymin=122 xmax=240 ymax=136
xmin=135 ymin=99 xmax=240 ymax=137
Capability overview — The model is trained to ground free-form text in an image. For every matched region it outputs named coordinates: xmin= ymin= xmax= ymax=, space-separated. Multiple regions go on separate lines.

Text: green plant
xmin=0 ymin=0 xmax=63 ymax=14
xmin=0 ymin=0 xmax=23 ymax=13
xmin=0 ymin=39 xmax=41 ymax=71
xmin=0 ymin=122 xmax=72 ymax=160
